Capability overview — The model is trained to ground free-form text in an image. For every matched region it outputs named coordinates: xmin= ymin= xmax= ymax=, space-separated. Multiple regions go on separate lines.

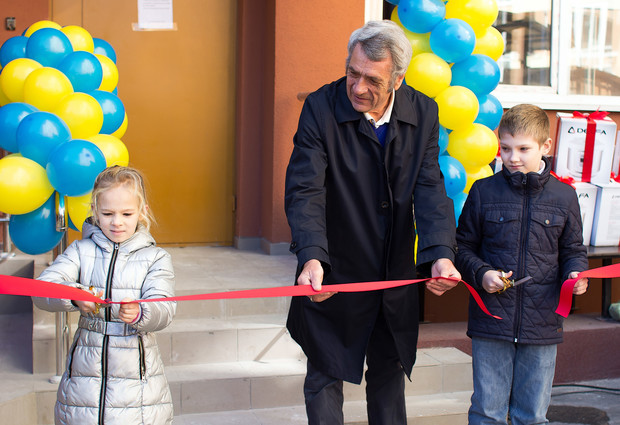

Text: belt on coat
xmin=78 ymin=315 xmax=139 ymax=336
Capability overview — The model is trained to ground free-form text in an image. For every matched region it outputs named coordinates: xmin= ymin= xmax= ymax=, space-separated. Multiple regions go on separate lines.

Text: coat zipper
xmin=514 ymin=175 xmax=529 ymax=343
xmin=98 ymin=243 xmax=119 ymax=425
xmin=138 ymin=335 xmax=146 ymax=381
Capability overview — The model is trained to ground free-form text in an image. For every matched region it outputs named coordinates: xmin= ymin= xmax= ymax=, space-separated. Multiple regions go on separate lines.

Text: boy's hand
xmin=569 ymin=271 xmax=588 ymax=295
xmin=482 ymin=270 xmax=513 ymax=293
xmin=119 ymin=298 xmax=141 ymax=324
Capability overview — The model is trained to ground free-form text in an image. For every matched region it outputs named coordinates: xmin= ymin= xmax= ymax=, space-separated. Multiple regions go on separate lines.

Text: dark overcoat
xmin=284 ymin=77 xmax=457 ymax=384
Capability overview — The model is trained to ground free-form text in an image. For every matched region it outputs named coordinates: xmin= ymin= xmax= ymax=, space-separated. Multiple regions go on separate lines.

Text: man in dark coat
xmin=284 ymin=20 xmax=461 ymax=425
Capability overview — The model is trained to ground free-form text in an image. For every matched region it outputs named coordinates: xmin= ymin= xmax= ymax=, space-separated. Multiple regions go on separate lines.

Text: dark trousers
xmin=304 ymin=310 xmax=407 ymax=425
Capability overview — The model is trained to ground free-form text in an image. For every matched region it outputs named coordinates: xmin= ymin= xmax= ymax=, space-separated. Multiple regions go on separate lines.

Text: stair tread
xmin=173 ymin=390 xmax=472 ymax=425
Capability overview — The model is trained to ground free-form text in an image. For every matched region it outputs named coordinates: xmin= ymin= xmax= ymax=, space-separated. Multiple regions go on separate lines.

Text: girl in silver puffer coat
xmin=34 ymin=166 xmax=176 ymax=425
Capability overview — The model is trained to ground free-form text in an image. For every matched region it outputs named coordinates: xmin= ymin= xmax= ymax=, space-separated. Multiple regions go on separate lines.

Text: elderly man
xmin=284 ymin=20 xmax=461 ymax=425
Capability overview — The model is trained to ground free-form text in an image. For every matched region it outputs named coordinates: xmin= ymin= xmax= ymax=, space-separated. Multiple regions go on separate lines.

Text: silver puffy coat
xmin=33 ymin=222 xmax=176 ymax=425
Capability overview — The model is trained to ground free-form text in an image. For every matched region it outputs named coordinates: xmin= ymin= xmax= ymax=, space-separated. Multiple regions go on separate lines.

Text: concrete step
xmin=173 ymin=391 xmax=472 ymax=425
xmin=167 ymin=347 xmax=472 ymax=417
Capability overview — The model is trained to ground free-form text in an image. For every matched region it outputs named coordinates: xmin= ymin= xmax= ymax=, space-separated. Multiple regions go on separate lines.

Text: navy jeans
xmin=469 ymin=337 xmax=557 ymax=425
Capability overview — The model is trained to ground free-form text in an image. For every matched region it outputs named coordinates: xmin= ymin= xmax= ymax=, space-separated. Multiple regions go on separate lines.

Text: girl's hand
xmin=482 ymin=270 xmax=512 ymax=294
xmin=75 ymin=290 xmax=104 ymax=314
xmin=119 ymin=298 xmax=141 ymax=324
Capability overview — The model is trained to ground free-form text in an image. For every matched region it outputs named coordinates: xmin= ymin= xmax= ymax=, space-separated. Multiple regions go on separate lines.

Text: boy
xmin=456 ymin=104 xmax=589 ymax=425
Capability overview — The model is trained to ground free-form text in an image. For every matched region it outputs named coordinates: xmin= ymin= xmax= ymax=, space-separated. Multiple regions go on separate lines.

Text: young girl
xmin=33 ymin=166 xmax=176 ymax=425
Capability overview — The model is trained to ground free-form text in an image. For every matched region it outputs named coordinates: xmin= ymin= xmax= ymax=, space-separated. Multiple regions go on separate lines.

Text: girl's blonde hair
xmin=91 ymin=166 xmax=155 ymax=231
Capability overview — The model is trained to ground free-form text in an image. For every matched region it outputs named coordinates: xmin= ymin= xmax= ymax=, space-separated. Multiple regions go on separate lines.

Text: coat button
xmin=499 ymin=217 xmax=504 ymax=222
xmin=545 ymin=219 xmax=550 ymax=225
xmin=380 ymin=201 xmax=389 ymax=209
xmin=290 ymin=242 xmax=297 ymax=249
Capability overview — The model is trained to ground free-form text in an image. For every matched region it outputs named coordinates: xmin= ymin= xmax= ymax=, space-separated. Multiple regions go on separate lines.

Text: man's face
xmin=346 ymin=44 xmax=404 ymax=121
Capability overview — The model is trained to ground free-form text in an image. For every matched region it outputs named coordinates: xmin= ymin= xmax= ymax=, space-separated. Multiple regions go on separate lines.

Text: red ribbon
xmin=550 ymin=171 xmax=576 ymax=188
xmin=572 ymin=111 xmax=609 ymax=182
xmin=611 ymin=172 xmax=620 ymax=183
xmin=555 ymin=262 xmax=620 ymax=317
xmin=0 ymin=274 xmax=501 ymax=320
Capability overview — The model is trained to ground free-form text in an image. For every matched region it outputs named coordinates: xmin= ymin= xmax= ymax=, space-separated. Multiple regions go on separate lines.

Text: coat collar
xmin=502 ymin=156 xmax=552 ymax=193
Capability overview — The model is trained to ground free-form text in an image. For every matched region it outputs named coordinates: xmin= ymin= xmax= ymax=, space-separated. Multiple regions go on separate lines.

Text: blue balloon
xmin=0 ymin=35 xmax=28 ymax=67
xmin=438 ymin=124 xmax=449 ymax=155
xmin=25 ymin=28 xmax=73 ymax=67
xmin=475 ymin=93 xmax=504 ymax=131
xmin=430 ymin=19 xmax=475 ymax=63
xmin=0 ymin=102 xmax=38 ymax=152
xmin=451 ymin=54 xmax=501 ymax=95
xmin=89 ymin=90 xmax=126 ymax=134
xmin=57 ymin=51 xmax=103 ymax=93
xmin=9 ymin=194 xmax=63 ymax=255
xmin=46 ymin=139 xmax=107 ymax=196
xmin=16 ymin=111 xmax=71 ymax=166
xmin=438 ymin=155 xmax=467 ymax=197
xmin=451 ymin=191 xmax=468 ymax=225
xmin=398 ymin=0 xmax=446 ymax=34
xmin=93 ymin=37 xmax=117 ymax=63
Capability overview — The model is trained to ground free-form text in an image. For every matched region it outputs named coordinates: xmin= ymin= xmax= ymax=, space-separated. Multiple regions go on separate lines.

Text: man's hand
xmin=426 ymin=258 xmax=461 ymax=296
xmin=298 ymin=259 xmax=336 ymax=302
xmin=569 ymin=271 xmax=588 ymax=295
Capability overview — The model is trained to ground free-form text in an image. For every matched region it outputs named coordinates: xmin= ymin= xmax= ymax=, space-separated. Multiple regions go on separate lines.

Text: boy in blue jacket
xmin=456 ymin=104 xmax=589 ymax=425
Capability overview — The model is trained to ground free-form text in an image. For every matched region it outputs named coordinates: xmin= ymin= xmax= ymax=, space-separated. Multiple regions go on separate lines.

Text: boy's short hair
xmin=498 ymin=104 xmax=550 ymax=146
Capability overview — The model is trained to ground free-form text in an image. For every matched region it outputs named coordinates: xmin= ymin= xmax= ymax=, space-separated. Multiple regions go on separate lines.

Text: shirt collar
xmin=365 ymin=89 xmax=395 ymax=128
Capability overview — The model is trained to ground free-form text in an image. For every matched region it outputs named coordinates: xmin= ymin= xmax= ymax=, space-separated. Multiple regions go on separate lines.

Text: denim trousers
xmin=469 ymin=336 xmax=557 ymax=425
xmin=303 ymin=309 xmax=406 ymax=425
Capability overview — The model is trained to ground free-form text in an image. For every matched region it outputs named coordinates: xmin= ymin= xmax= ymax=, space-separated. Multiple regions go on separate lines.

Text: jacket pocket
xmin=66 ymin=330 xmax=80 ymax=378
xmin=529 ymin=211 xmax=565 ymax=250
xmin=483 ymin=209 xmax=521 ymax=248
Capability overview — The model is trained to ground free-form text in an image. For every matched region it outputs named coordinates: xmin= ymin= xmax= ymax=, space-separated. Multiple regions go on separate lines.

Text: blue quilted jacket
xmin=456 ymin=157 xmax=588 ymax=344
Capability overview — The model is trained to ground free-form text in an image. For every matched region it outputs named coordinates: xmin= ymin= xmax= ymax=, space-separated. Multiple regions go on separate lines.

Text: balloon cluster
xmin=389 ymin=0 xmax=504 ymax=222
xmin=0 ymin=20 xmax=129 ymax=254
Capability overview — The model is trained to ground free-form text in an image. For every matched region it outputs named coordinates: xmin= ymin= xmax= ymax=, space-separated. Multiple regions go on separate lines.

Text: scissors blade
xmin=512 ymin=276 xmax=533 ymax=287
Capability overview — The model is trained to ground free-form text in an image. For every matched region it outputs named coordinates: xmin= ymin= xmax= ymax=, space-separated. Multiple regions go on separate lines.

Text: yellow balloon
xmin=445 ymin=0 xmax=499 ymax=35
xmin=405 ymin=53 xmax=451 ymax=98
xmin=111 ymin=113 xmax=128 ymax=139
xmin=61 ymin=25 xmax=94 ymax=52
xmin=95 ymin=53 xmax=119 ymax=92
xmin=0 ymin=58 xmax=43 ymax=102
xmin=0 ymin=84 xmax=10 ymax=106
xmin=67 ymin=192 xmax=92 ymax=232
xmin=24 ymin=20 xmax=62 ymax=37
xmin=87 ymin=134 xmax=129 ymax=167
xmin=53 ymin=92 xmax=104 ymax=139
xmin=0 ymin=156 xmax=54 ymax=214
xmin=435 ymin=86 xmax=479 ymax=130
xmin=23 ymin=67 xmax=74 ymax=112
xmin=464 ymin=165 xmax=494 ymax=193
xmin=473 ymin=26 xmax=505 ymax=61
xmin=447 ymin=123 xmax=499 ymax=170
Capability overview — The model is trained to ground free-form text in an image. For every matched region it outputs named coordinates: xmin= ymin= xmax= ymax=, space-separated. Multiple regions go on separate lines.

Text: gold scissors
xmin=498 ymin=273 xmax=533 ymax=294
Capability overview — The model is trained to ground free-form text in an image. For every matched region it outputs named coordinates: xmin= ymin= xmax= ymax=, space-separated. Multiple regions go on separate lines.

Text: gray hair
xmin=346 ymin=20 xmax=412 ymax=88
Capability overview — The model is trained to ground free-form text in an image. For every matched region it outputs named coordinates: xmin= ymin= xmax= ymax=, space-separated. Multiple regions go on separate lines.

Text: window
xmin=376 ymin=0 xmax=620 ymax=111
xmin=494 ymin=0 xmax=620 ymax=111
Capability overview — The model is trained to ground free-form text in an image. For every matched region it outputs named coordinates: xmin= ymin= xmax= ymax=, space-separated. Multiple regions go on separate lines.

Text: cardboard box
xmin=553 ymin=112 xmax=617 ymax=186
xmin=590 ymin=181 xmax=620 ymax=246
xmin=612 ymin=131 xmax=620 ymax=176
xmin=573 ymin=182 xmax=598 ymax=246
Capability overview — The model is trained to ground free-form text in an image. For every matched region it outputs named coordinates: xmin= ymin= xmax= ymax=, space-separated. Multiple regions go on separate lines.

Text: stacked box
xmin=553 ymin=112 xmax=617 ymax=186
xmin=573 ymin=182 xmax=598 ymax=246
xmin=590 ymin=181 xmax=620 ymax=246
